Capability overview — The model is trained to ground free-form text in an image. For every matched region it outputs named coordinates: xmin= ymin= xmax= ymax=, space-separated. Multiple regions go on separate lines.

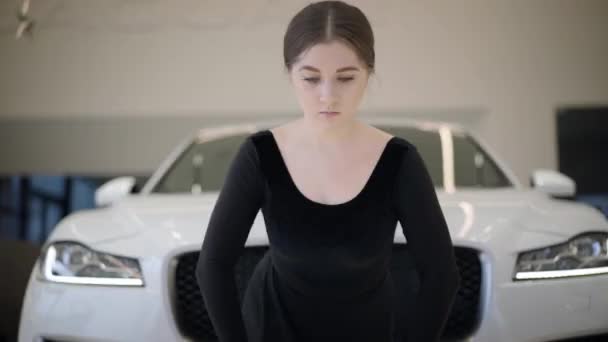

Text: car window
xmin=151 ymin=126 xmax=510 ymax=193
xmin=451 ymin=131 xmax=511 ymax=187
xmin=152 ymin=134 xmax=248 ymax=193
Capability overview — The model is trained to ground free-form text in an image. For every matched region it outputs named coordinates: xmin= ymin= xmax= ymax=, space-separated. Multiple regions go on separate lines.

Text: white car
xmin=19 ymin=118 xmax=608 ymax=342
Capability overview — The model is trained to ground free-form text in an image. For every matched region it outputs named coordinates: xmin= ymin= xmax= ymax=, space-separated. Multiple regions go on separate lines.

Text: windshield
xmin=151 ymin=126 xmax=511 ymax=193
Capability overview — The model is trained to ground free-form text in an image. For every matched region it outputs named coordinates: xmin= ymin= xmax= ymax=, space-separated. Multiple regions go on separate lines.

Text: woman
xmin=195 ymin=1 xmax=460 ymax=341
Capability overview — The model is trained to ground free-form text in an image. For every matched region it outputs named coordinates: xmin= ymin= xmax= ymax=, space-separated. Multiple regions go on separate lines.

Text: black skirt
xmin=241 ymin=251 xmax=401 ymax=342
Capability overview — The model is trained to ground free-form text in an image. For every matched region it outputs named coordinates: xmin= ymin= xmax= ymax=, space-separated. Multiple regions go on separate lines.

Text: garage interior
xmin=1 ymin=1 xmax=608 ymax=341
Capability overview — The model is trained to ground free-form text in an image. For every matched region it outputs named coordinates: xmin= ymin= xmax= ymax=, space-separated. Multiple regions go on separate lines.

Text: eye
xmin=302 ymin=77 xmax=354 ymax=84
xmin=303 ymin=77 xmax=320 ymax=84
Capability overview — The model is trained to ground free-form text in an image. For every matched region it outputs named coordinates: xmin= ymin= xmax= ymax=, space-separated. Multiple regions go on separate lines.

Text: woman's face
xmin=289 ymin=40 xmax=370 ymax=127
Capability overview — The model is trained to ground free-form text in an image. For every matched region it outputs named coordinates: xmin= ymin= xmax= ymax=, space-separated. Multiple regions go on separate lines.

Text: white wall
xmin=1 ymin=0 xmax=607 ymax=182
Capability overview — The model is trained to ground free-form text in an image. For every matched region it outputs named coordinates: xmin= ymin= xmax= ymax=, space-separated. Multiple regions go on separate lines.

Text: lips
xmin=320 ymin=111 xmax=340 ymax=115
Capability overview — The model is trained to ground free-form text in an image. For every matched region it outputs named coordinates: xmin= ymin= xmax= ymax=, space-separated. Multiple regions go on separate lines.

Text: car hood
xmin=50 ymin=189 xmax=608 ymax=257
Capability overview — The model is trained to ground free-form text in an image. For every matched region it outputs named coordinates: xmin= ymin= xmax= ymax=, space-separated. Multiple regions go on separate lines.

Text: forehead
xmin=293 ymin=40 xmax=364 ymax=71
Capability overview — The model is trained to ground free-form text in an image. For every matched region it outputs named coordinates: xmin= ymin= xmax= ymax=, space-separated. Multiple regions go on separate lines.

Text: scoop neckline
xmin=265 ymin=129 xmax=396 ymax=208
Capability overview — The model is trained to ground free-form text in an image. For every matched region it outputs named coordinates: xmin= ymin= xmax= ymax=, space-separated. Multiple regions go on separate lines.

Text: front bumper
xmin=473 ymin=268 xmax=608 ymax=341
xmin=19 ymin=257 xmax=608 ymax=342
xmin=18 ymin=259 xmax=183 ymax=342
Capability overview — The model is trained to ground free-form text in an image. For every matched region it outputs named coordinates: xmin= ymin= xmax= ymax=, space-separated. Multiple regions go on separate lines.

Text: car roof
xmin=193 ymin=117 xmax=467 ymax=143
xmin=140 ymin=116 xmax=522 ymax=193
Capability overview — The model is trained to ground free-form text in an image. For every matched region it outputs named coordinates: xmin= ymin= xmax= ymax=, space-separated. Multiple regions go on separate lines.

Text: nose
xmin=319 ymin=80 xmax=337 ymax=106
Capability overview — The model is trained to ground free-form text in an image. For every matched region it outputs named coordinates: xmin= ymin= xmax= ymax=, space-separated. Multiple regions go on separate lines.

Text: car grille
xmin=172 ymin=246 xmax=482 ymax=341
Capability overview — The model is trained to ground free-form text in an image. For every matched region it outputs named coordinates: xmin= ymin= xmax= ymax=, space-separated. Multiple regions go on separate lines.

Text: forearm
xmin=196 ymin=257 xmax=248 ymax=342
xmin=405 ymin=263 xmax=460 ymax=341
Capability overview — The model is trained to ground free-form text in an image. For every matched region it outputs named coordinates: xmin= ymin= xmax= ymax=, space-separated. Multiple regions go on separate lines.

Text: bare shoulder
xmin=270 ymin=118 xmax=300 ymax=133
xmin=268 ymin=119 xmax=302 ymax=150
xmin=360 ymin=123 xmax=394 ymax=143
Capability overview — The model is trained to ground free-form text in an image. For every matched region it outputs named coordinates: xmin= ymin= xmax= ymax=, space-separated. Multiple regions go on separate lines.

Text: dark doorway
xmin=557 ymin=107 xmax=608 ymax=217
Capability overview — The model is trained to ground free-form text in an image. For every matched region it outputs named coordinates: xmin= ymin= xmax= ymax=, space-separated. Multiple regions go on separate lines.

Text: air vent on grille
xmin=173 ymin=245 xmax=481 ymax=341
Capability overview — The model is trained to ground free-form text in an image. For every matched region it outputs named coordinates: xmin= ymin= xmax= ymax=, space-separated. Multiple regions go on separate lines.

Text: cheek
xmin=343 ymin=82 xmax=366 ymax=103
xmin=293 ymin=85 xmax=318 ymax=110
xmin=296 ymin=84 xmax=318 ymax=101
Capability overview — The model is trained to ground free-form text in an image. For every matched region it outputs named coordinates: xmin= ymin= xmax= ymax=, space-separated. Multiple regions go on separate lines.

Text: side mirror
xmin=530 ymin=169 xmax=576 ymax=198
xmin=95 ymin=176 xmax=136 ymax=207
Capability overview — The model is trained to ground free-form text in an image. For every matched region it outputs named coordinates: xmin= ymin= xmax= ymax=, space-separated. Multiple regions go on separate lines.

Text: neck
xmin=300 ymin=118 xmax=361 ymax=147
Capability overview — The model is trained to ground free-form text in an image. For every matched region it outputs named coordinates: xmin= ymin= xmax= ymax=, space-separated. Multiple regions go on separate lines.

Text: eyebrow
xmin=298 ymin=65 xmax=360 ymax=73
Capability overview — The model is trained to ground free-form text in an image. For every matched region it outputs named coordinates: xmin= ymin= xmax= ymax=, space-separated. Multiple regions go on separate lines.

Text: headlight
xmin=514 ymin=232 xmax=608 ymax=280
xmin=38 ymin=241 xmax=144 ymax=286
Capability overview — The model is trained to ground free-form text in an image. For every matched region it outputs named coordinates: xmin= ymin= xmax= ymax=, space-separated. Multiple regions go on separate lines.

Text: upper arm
xmin=392 ymin=145 xmax=455 ymax=271
xmin=198 ymin=136 xmax=266 ymax=266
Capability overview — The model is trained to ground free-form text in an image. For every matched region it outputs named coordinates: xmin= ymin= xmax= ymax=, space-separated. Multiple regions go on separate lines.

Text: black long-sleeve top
xmin=196 ymin=129 xmax=460 ymax=342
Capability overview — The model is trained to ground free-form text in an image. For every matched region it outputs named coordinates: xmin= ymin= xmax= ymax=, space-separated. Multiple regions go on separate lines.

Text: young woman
xmin=196 ymin=1 xmax=460 ymax=341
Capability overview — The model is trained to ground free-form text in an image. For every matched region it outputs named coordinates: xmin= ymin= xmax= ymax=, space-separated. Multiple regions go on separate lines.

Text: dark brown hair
xmin=283 ymin=1 xmax=375 ymax=74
